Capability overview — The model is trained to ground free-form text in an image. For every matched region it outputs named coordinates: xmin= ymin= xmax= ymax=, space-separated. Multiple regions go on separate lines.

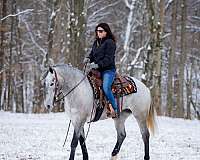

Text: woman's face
xmin=96 ymin=27 xmax=107 ymax=39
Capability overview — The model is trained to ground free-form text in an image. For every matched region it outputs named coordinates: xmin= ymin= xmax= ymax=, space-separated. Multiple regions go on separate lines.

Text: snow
xmin=141 ymin=74 xmax=146 ymax=81
xmin=147 ymin=44 xmax=151 ymax=51
xmin=0 ymin=112 xmax=200 ymax=160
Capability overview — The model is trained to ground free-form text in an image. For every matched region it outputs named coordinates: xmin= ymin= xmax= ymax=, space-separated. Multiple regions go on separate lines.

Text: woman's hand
xmin=89 ymin=62 xmax=98 ymax=69
xmin=83 ymin=57 xmax=90 ymax=64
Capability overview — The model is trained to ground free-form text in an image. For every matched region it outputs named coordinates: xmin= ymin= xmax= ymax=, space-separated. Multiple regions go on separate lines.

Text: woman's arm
xmin=88 ymin=41 xmax=96 ymax=63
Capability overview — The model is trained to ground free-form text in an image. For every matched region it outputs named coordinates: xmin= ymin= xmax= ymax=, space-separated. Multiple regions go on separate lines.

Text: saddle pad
xmin=87 ymin=69 xmax=137 ymax=99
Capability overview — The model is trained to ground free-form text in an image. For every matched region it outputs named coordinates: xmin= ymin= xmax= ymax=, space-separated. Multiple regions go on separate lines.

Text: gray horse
xmin=43 ymin=64 xmax=157 ymax=160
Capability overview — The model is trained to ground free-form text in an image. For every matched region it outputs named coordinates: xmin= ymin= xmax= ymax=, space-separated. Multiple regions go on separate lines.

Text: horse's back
xmin=123 ymin=76 xmax=151 ymax=117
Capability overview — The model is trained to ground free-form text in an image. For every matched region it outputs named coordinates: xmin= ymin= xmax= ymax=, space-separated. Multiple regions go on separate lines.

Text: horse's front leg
xmin=69 ymin=125 xmax=88 ymax=160
xmin=79 ymin=127 xmax=88 ymax=160
xmin=69 ymin=130 xmax=79 ymax=160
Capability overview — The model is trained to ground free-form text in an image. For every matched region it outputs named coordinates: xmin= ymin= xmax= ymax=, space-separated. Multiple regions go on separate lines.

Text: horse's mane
xmin=53 ymin=63 xmax=84 ymax=75
xmin=41 ymin=63 xmax=84 ymax=81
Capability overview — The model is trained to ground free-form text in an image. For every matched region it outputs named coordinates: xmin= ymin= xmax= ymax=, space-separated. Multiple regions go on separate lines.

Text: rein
xmin=55 ymin=75 xmax=87 ymax=103
xmin=53 ymin=68 xmax=59 ymax=105
xmin=53 ymin=64 xmax=88 ymax=103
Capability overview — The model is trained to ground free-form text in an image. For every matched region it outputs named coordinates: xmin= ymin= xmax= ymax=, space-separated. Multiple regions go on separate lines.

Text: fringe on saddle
xmin=87 ymin=69 xmax=137 ymax=119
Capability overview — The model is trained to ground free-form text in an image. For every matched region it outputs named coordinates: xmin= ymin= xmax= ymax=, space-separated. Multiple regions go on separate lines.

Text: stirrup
xmin=111 ymin=111 xmax=120 ymax=118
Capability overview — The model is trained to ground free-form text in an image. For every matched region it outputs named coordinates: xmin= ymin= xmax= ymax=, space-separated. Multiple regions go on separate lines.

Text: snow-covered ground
xmin=0 ymin=111 xmax=200 ymax=160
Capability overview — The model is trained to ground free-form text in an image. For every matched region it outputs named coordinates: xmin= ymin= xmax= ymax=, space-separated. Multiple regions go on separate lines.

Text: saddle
xmin=87 ymin=69 xmax=137 ymax=121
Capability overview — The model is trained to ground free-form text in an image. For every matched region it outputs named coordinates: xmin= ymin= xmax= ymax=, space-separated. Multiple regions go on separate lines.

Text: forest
xmin=0 ymin=0 xmax=200 ymax=119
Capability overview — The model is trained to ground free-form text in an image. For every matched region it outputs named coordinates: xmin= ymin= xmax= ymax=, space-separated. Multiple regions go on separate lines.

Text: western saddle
xmin=87 ymin=69 xmax=137 ymax=119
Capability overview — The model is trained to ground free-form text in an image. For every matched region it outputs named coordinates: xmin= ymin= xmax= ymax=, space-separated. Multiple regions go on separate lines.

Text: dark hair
xmin=95 ymin=23 xmax=116 ymax=42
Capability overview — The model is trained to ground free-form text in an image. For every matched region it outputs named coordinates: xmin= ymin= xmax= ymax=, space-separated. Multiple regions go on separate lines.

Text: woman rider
xmin=84 ymin=23 xmax=119 ymax=118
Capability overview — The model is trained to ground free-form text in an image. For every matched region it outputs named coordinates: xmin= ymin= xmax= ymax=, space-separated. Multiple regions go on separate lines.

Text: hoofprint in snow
xmin=0 ymin=112 xmax=199 ymax=160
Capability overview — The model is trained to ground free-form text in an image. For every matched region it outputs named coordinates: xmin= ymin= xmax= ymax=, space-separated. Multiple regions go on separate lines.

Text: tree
xmin=7 ymin=0 xmax=17 ymax=111
xmin=167 ymin=0 xmax=177 ymax=117
xmin=0 ymin=0 xmax=7 ymax=110
xmin=145 ymin=0 xmax=162 ymax=115
xmin=185 ymin=58 xmax=193 ymax=119
xmin=67 ymin=0 xmax=86 ymax=68
xmin=177 ymin=0 xmax=187 ymax=118
xmin=46 ymin=0 xmax=60 ymax=66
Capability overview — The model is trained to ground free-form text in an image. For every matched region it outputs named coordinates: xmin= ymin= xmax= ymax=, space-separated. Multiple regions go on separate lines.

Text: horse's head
xmin=43 ymin=67 xmax=58 ymax=112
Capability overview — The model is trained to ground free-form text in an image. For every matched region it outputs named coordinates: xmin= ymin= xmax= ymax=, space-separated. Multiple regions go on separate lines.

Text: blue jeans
xmin=102 ymin=69 xmax=118 ymax=112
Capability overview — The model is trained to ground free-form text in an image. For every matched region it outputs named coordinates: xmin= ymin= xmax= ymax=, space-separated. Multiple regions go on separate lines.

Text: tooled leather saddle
xmin=87 ymin=69 xmax=137 ymax=121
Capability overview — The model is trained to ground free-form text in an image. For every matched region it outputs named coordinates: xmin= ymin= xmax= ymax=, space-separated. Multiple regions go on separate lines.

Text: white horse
xmin=43 ymin=64 xmax=156 ymax=160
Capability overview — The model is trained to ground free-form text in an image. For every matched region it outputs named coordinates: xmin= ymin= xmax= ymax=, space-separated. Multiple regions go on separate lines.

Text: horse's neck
xmin=66 ymin=67 xmax=84 ymax=86
xmin=56 ymin=65 xmax=89 ymax=113
xmin=56 ymin=65 xmax=85 ymax=90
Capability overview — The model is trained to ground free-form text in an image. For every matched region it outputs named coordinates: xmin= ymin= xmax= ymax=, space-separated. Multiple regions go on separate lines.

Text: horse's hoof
xmin=111 ymin=155 xmax=118 ymax=160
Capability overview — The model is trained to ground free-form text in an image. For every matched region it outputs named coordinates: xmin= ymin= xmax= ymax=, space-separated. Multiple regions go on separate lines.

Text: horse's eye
xmin=50 ymin=83 xmax=54 ymax=86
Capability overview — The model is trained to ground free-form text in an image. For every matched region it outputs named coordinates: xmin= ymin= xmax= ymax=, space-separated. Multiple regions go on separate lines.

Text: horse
xmin=43 ymin=64 xmax=156 ymax=160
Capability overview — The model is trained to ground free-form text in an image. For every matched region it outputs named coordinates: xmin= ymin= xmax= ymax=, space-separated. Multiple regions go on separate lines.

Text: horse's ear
xmin=49 ymin=67 xmax=53 ymax=74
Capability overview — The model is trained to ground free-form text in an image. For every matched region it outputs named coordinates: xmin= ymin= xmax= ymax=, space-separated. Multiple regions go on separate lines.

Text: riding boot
xmin=112 ymin=109 xmax=120 ymax=118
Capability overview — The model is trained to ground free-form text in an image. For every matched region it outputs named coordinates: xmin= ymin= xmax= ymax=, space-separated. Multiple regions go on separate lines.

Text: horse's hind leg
xmin=79 ymin=127 xmax=88 ymax=160
xmin=136 ymin=118 xmax=150 ymax=160
xmin=112 ymin=110 xmax=131 ymax=158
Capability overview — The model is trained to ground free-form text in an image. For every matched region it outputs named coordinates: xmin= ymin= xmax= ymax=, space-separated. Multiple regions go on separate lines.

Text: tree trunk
xmin=16 ymin=19 xmax=24 ymax=113
xmin=68 ymin=0 xmax=86 ymax=69
xmin=7 ymin=0 xmax=17 ymax=111
xmin=145 ymin=0 xmax=162 ymax=115
xmin=177 ymin=0 xmax=187 ymax=118
xmin=0 ymin=0 xmax=7 ymax=110
xmin=167 ymin=0 xmax=177 ymax=117
xmin=120 ymin=0 xmax=135 ymax=73
xmin=186 ymin=61 xmax=192 ymax=119
xmin=46 ymin=0 xmax=60 ymax=66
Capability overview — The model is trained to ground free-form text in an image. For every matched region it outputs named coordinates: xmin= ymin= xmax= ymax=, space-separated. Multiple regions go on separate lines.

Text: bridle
xmin=52 ymin=68 xmax=61 ymax=105
xmin=51 ymin=66 xmax=87 ymax=104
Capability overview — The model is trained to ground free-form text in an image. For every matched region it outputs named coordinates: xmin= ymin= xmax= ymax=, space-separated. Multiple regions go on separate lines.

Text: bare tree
xmin=177 ymin=0 xmax=187 ymax=118
xmin=167 ymin=0 xmax=177 ymax=117
xmin=145 ymin=0 xmax=162 ymax=115
xmin=46 ymin=0 xmax=60 ymax=66
xmin=66 ymin=0 xmax=86 ymax=68
xmin=7 ymin=0 xmax=17 ymax=111
xmin=185 ymin=59 xmax=193 ymax=119
xmin=0 ymin=0 xmax=7 ymax=110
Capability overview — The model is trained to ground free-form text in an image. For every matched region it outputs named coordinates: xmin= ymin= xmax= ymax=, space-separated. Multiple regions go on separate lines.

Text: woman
xmin=84 ymin=23 xmax=119 ymax=118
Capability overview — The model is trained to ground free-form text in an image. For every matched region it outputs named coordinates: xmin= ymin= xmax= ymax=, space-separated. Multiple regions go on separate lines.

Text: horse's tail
xmin=146 ymin=100 xmax=157 ymax=136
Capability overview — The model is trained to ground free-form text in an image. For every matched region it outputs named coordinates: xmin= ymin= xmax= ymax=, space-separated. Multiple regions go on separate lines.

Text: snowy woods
xmin=0 ymin=0 xmax=200 ymax=119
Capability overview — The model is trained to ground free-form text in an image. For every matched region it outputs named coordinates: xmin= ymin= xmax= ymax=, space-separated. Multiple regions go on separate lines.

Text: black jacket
xmin=89 ymin=38 xmax=116 ymax=72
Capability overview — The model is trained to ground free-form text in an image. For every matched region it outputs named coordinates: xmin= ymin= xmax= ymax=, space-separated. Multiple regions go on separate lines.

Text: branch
xmin=1 ymin=9 xmax=34 ymax=21
xmin=124 ymin=0 xmax=131 ymax=8
xmin=186 ymin=25 xmax=200 ymax=32
xmin=23 ymin=20 xmax=47 ymax=56
xmin=19 ymin=14 xmax=47 ymax=67
xmin=87 ymin=0 xmax=102 ymax=10
xmin=165 ymin=0 xmax=174 ymax=11
xmin=88 ymin=0 xmax=120 ymax=18
xmin=162 ymin=33 xmax=171 ymax=39
xmin=131 ymin=38 xmax=150 ymax=65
